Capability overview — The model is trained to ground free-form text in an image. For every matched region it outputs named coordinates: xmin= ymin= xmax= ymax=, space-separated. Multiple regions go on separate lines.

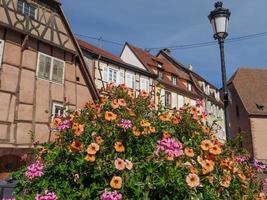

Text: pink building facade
xmin=0 ymin=0 xmax=98 ymax=172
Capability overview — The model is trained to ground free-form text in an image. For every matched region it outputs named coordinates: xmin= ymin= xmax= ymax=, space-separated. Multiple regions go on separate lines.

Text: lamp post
xmin=208 ymin=2 xmax=231 ymax=140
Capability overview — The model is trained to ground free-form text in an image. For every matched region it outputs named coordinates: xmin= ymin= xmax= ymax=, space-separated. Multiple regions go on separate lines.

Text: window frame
xmin=51 ymin=102 xmax=64 ymax=119
xmin=171 ymin=75 xmax=177 ymax=85
xmin=0 ymin=39 xmax=4 ymax=68
xmin=36 ymin=52 xmax=65 ymax=84
xmin=125 ymin=71 xmax=135 ymax=89
xmin=188 ymin=82 xmax=192 ymax=91
xmin=140 ymin=76 xmax=149 ymax=92
xmin=165 ymin=91 xmax=172 ymax=108
xmin=158 ymin=70 xmax=163 ymax=79
xmin=17 ymin=0 xmax=37 ymax=20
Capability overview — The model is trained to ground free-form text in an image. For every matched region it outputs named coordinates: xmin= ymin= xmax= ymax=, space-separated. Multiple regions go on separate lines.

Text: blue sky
xmin=62 ymin=0 xmax=267 ymax=88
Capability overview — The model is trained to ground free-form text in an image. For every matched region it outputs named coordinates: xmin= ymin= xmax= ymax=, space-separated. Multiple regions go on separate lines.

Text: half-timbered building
xmin=0 ymin=0 xmax=98 ymax=172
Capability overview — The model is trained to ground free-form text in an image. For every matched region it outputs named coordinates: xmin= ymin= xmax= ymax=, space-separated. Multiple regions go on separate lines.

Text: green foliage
xmin=13 ymin=84 xmax=265 ymax=200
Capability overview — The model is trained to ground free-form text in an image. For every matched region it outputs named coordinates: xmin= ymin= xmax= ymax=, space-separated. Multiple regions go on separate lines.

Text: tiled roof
xmin=77 ymin=39 xmax=156 ymax=77
xmin=126 ymin=43 xmax=201 ymax=98
xmin=77 ymin=38 xmax=123 ymax=63
xmin=229 ymin=67 xmax=267 ymax=115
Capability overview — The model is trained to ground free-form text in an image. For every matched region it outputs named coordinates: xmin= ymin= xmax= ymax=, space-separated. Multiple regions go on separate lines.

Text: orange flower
xmin=149 ymin=126 xmax=156 ymax=133
xmin=128 ymin=90 xmax=135 ymax=99
xmin=190 ymin=107 xmax=198 ymax=115
xmin=114 ymin=141 xmax=125 ymax=152
xmin=110 ymin=176 xmax=123 ymax=189
xmin=132 ymin=127 xmax=141 ymax=137
xmin=140 ymin=120 xmax=151 ymax=127
xmin=238 ymin=172 xmax=246 ymax=182
xmin=105 ymin=111 xmax=117 ymax=121
xmin=209 ymin=144 xmax=222 ymax=155
xmin=125 ymin=160 xmax=133 ymax=170
xmin=50 ymin=118 xmax=61 ymax=129
xmin=159 ymin=114 xmax=171 ymax=122
xmin=100 ymin=96 xmax=108 ymax=104
xmin=201 ymin=159 xmax=215 ymax=175
xmin=95 ymin=136 xmax=104 ymax=145
xmin=69 ymin=140 xmax=83 ymax=153
xmin=140 ymin=90 xmax=148 ymax=98
xmin=202 ymin=126 xmax=210 ymax=134
xmin=208 ymin=175 xmax=214 ymax=184
xmin=114 ymin=158 xmax=126 ymax=170
xmin=118 ymin=98 xmax=127 ymax=107
xmin=219 ymin=176 xmax=232 ymax=188
xmin=111 ymin=100 xmax=120 ymax=109
xmin=190 ymin=167 xmax=199 ymax=174
xmin=184 ymin=148 xmax=194 ymax=157
xmin=87 ymin=143 xmax=100 ymax=155
xmin=186 ymin=173 xmax=200 ymax=188
xmin=127 ymin=108 xmax=136 ymax=117
xmin=201 ymin=140 xmax=213 ymax=151
xmin=74 ymin=124 xmax=84 ymax=136
xmin=86 ymin=101 xmax=96 ymax=109
xmin=163 ymin=131 xmax=171 ymax=139
xmin=171 ymin=115 xmax=181 ymax=125
xmin=84 ymin=154 xmax=96 ymax=162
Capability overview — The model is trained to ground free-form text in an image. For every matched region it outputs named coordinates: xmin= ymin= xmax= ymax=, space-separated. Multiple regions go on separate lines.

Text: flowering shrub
xmin=13 ymin=84 xmax=266 ymax=199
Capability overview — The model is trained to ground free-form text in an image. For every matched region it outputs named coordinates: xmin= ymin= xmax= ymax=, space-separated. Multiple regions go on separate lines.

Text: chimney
xmin=162 ymin=48 xmax=171 ymax=56
xmin=187 ymin=64 xmax=193 ymax=71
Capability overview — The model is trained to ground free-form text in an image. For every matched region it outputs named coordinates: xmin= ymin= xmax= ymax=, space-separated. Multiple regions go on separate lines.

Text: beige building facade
xmin=0 ymin=0 xmax=98 ymax=172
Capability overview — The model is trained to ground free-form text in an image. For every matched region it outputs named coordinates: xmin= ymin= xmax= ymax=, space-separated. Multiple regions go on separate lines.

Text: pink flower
xmin=262 ymin=178 xmax=267 ymax=187
xmin=235 ymin=156 xmax=248 ymax=164
xmin=196 ymin=99 xmax=203 ymax=107
xmin=35 ymin=191 xmax=57 ymax=200
xmin=114 ymin=158 xmax=126 ymax=170
xmin=253 ymin=159 xmax=266 ymax=172
xmin=118 ymin=119 xmax=132 ymax=130
xmin=101 ymin=191 xmax=122 ymax=200
xmin=58 ymin=120 xmax=70 ymax=131
xmin=25 ymin=161 xmax=44 ymax=180
xmin=156 ymin=137 xmax=183 ymax=159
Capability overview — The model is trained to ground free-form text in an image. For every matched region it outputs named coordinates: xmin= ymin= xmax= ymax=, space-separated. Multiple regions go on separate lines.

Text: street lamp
xmin=208 ymin=2 xmax=231 ymax=140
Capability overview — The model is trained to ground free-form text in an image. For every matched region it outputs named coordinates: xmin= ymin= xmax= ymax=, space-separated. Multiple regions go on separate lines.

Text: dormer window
xmin=158 ymin=70 xmax=163 ymax=79
xmin=157 ymin=62 xmax=163 ymax=68
xmin=17 ymin=0 xmax=37 ymax=19
xmin=256 ymin=104 xmax=264 ymax=111
xmin=171 ymin=75 xmax=177 ymax=85
xmin=188 ymin=82 xmax=192 ymax=91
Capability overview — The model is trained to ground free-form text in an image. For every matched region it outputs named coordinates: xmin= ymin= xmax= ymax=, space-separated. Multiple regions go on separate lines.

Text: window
xmin=37 ymin=53 xmax=65 ymax=84
xmin=0 ymin=39 xmax=4 ymax=67
xmin=102 ymin=65 xmax=124 ymax=85
xmin=171 ymin=75 xmax=177 ymax=85
xmin=165 ymin=91 xmax=171 ymax=107
xmin=140 ymin=77 xmax=149 ymax=92
xmin=17 ymin=0 xmax=37 ymax=19
xmin=52 ymin=102 xmax=64 ymax=118
xmin=125 ymin=72 xmax=135 ymax=89
xmin=188 ymin=82 xmax=192 ymax=91
xmin=108 ymin=68 xmax=118 ymax=83
xmin=158 ymin=70 xmax=163 ymax=79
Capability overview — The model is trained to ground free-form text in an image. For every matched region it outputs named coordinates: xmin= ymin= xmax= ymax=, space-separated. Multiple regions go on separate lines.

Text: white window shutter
xmin=172 ymin=93 xmax=177 ymax=108
xmin=37 ymin=54 xmax=52 ymax=80
xmin=52 ymin=59 xmax=64 ymax=83
xmin=0 ymin=40 xmax=4 ymax=67
xmin=178 ymin=95 xmax=184 ymax=108
xmin=102 ymin=66 xmax=108 ymax=82
xmin=119 ymin=70 xmax=124 ymax=84
xmin=160 ymin=88 xmax=165 ymax=106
